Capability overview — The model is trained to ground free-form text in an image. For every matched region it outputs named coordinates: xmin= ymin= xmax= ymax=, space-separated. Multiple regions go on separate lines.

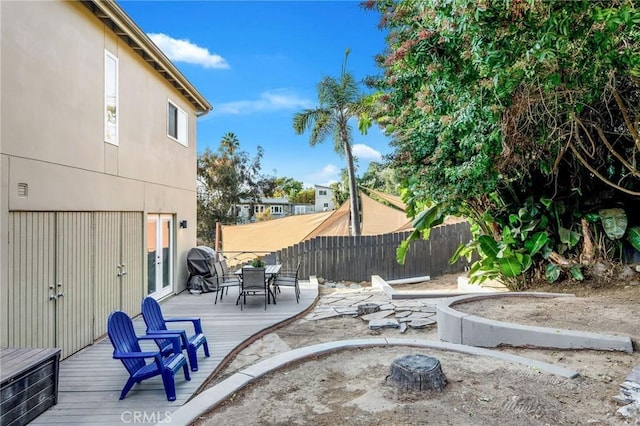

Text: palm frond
xmin=293 ymin=108 xmax=334 ymax=146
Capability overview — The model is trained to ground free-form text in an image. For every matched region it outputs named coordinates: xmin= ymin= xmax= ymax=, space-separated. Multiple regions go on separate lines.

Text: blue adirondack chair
xmin=107 ymin=311 xmax=190 ymax=401
xmin=141 ymin=296 xmax=210 ymax=371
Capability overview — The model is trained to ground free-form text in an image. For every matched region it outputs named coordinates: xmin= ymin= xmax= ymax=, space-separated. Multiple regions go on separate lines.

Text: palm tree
xmin=220 ymin=132 xmax=239 ymax=155
xmin=293 ymin=49 xmax=370 ymax=236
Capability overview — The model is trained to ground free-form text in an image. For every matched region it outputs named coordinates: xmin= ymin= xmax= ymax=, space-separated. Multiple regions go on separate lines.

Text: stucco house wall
xmin=314 ymin=185 xmax=335 ymax=211
xmin=0 ymin=0 xmax=211 ymax=358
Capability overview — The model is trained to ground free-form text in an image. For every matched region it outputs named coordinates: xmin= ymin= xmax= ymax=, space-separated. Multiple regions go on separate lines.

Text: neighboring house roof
xmin=82 ymin=0 xmax=212 ymax=115
xmin=239 ymin=197 xmax=290 ymax=205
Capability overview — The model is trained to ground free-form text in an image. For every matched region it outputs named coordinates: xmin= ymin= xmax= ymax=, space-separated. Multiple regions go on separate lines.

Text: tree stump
xmin=388 ymin=354 xmax=447 ymax=391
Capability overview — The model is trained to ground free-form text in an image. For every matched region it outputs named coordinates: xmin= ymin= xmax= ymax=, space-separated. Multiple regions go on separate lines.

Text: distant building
xmin=315 ymin=185 xmax=335 ymax=212
xmin=234 ymin=185 xmax=334 ymax=223
xmin=236 ymin=197 xmax=291 ymax=223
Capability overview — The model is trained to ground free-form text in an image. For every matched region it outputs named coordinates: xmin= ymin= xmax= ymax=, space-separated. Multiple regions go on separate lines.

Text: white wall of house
xmin=0 ymin=1 xmax=210 ymax=357
xmin=315 ymin=185 xmax=335 ymax=211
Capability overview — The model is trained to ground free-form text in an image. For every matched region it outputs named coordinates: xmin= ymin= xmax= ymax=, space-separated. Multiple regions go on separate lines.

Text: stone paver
xmin=306 ymin=284 xmax=444 ymax=332
xmin=408 ymin=318 xmax=437 ymax=328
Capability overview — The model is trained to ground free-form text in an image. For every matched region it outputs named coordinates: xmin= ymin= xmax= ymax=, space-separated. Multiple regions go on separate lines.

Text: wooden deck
xmin=32 ymin=281 xmax=318 ymax=425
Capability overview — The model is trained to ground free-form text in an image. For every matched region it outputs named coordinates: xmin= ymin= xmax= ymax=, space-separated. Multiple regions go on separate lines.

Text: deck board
xmin=32 ymin=281 xmax=317 ymax=425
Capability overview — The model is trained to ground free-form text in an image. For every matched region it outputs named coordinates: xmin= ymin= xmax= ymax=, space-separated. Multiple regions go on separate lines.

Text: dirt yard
xmin=194 ymin=272 xmax=640 ymax=426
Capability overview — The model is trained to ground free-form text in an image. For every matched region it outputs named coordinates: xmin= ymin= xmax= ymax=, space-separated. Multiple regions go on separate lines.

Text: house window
xmin=318 ymin=190 xmax=327 ymax=196
xmin=272 ymin=205 xmax=283 ymax=214
xmin=104 ymin=50 xmax=118 ymax=145
xmin=167 ymin=100 xmax=188 ymax=145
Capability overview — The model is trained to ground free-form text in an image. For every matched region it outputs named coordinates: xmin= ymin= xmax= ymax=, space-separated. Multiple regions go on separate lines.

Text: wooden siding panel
xmin=5 ymin=212 xmax=56 ymax=349
xmin=93 ymin=212 xmax=120 ymax=339
xmin=56 ymin=213 xmax=94 ymax=359
xmin=121 ymin=212 xmax=143 ymax=317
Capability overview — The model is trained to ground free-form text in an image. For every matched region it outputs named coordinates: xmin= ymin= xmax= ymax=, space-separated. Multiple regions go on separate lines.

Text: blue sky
xmin=118 ymin=0 xmax=391 ymax=188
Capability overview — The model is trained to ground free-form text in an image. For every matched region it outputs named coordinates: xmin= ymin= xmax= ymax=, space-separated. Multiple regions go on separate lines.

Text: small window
xmin=272 ymin=206 xmax=283 ymax=214
xmin=318 ymin=190 xmax=327 ymax=196
xmin=323 ymin=203 xmax=329 ymax=208
xmin=104 ymin=50 xmax=118 ymax=145
xmin=167 ymin=100 xmax=188 ymax=145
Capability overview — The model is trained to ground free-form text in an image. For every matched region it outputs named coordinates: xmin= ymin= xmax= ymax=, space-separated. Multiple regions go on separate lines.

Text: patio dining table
xmin=234 ymin=264 xmax=282 ymax=305
xmin=233 ymin=264 xmax=282 ymax=277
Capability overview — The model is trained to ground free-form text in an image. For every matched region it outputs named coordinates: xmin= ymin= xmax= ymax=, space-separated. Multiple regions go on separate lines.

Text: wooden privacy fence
xmin=262 ymin=221 xmax=472 ymax=282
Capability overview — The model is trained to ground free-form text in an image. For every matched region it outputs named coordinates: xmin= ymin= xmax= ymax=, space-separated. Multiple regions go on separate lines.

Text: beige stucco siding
xmin=0 ymin=0 xmax=209 ymax=358
xmin=1 ymin=0 xmax=204 ymax=303
xmin=2 ymin=2 xmax=104 ymax=171
xmin=113 ymin=26 xmax=198 ymax=190
xmin=1 ymin=1 xmax=198 ymax=197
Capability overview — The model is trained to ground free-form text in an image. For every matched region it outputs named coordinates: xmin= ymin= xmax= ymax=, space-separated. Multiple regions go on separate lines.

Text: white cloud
xmin=304 ymin=164 xmax=340 ymax=187
xmin=352 ymin=144 xmax=382 ymax=162
xmin=148 ymin=33 xmax=229 ymax=69
xmin=214 ymin=90 xmax=313 ymax=115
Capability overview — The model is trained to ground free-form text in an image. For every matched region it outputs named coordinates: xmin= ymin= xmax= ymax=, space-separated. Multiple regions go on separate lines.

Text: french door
xmin=147 ymin=214 xmax=174 ymax=299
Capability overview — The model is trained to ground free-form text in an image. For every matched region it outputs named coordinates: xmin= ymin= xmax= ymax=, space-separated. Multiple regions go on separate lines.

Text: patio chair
xmin=213 ymin=261 xmax=241 ymax=304
xmin=238 ymin=266 xmax=269 ymax=310
xmin=141 ymin=296 xmax=210 ymax=371
xmin=107 ymin=310 xmax=190 ymax=401
xmin=272 ymin=260 xmax=301 ymax=303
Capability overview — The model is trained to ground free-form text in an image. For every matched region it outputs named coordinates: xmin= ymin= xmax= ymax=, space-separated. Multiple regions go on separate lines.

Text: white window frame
xmin=104 ymin=50 xmax=118 ymax=145
xmin=272 ymin=205 xmax=283 ymax=214
xmin=318 ymin=190 xmax=327 ymax=196
xmin=167 ymin=99 xmax=188 ymax=146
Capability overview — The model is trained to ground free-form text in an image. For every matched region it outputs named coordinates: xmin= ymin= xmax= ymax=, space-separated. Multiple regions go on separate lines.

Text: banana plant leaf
xmin=627 ymin=226 xmax=640 ymax=251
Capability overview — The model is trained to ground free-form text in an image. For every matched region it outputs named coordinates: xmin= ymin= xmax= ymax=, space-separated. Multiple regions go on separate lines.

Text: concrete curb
xmin=372 ymin=274 xmax=506 ymax=300
xmin=436 ymin=292 xmax=634 ymax=353
xmin=192 ymin=276 xmax=321 ymax=396
xmin=165 ymin=337 xmax=579 ymax=426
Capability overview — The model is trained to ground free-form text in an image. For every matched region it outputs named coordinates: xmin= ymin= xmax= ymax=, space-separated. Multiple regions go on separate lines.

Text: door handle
xmin=50 ymin=283 xmax=62 ymax=300
xmin=117 ymin=264 xmax=128 ymax=277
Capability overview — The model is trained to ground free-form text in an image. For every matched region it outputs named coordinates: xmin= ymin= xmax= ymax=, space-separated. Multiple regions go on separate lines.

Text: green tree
xmin=290 ymin=188 xmax=315 ymax=204
xmin=359 ymin=161 xmax=399 ymax=195
xmin=197 ymin=132 xmax=264 ymax=245
xmin=270 ymin=177 xmax=304 ymax=201
xmin=330 ymin=168 xmax=350 ymax=207
xmin=364 ymin=0 xmax=640 ymax=287
xmin=293 ymin=49 xmax=373 ymax=236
